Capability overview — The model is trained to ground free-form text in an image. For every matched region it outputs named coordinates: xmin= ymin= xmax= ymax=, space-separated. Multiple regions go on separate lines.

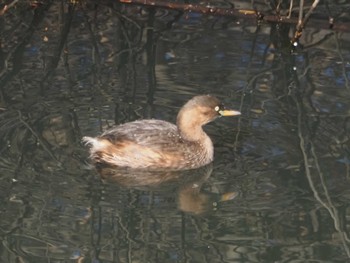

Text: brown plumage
xmin=83 ymin=95 xmax=240 ymax=170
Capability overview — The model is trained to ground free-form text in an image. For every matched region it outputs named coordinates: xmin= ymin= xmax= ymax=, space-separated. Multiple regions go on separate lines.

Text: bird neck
xmin=179 ymin=124 xmax=207 ymax=142
xmin=176 ymin=109 xmax=207 ymax=142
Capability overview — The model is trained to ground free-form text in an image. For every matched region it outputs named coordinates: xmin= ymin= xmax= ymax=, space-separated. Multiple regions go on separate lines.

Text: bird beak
xmin=219 ymin=109 xmax=241 ymax=116
xmin=220 ymin=192 xmax=239 ymax=201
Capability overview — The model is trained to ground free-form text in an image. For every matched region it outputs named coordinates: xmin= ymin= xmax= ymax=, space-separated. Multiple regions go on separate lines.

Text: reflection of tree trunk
xmin=0 ymin=1 xmax=53 ymax=105
xmin=114 ymin=12 xmax=141 ymax=124
xmin=111 ymin=7 xmax=160 ymax=121
xmin=269 ymin=23 xmax=298 ymax=111
xmin=267 ymin=20 xmax=350 ymax=256
xmin=145 ymin=8 xmax=156 ymax=117
xmin=41 ymin=3 xmax=76 ymax=94
xmin=296 ymin=93 xmax=350 ymax=258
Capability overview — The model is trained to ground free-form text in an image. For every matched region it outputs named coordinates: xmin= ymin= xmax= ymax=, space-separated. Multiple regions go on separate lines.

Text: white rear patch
xmin=82 ymin=136 xmax=110 ymax=153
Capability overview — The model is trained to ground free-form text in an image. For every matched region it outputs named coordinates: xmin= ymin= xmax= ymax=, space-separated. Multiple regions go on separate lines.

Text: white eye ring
xmin=214 ymin=106 xmax=220 ymax=111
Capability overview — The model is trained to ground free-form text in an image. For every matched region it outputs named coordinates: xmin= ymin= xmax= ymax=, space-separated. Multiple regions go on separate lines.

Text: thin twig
xmin=293 ymin=0 xmax=321 ymax=42
xmin=334 ymin=32 xmax=350 ymax=90
xmin=0 ymin=0 xmax=19 ymax=15
xmin=17 ymin=111 xmax=60 ymax=163
xmin=287 ymin=0 xmax=293 ymax=18
xmin=303 ymin=0 xmax=321 ymax=26
xmin=297 ymin=0 xmax=304 ymax=28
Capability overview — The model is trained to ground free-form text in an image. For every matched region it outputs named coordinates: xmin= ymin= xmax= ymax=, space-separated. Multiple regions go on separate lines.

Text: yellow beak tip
xmin=219 ymin=110 xmax=241 ymax=116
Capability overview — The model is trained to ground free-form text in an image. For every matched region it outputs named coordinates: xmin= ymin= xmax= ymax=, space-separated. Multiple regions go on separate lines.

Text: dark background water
xmin=1 ymin=0 xmax=350 ymax=262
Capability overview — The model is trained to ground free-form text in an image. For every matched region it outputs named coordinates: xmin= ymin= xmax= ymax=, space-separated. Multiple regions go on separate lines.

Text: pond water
xmin=1 ymin=1 xmax=350 ymax=262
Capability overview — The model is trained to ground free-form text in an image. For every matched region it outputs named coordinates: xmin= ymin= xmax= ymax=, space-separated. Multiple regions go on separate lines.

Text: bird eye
xmin=214 ymin=106 xmax=220 ymax=111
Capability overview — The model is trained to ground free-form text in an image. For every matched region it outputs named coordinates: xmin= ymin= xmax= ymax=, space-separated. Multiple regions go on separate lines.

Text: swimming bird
xmin=83 ymin=95 xmax=240 ymax=170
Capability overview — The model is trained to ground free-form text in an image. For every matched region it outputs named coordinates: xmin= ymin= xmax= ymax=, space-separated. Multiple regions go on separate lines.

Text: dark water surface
xmin=1 ymin=1 xmax=350 ymax=262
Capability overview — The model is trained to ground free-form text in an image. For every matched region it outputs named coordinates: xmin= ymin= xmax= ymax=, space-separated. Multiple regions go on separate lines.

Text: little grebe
xmin=83 ymin=95 xmax=240 ymax=170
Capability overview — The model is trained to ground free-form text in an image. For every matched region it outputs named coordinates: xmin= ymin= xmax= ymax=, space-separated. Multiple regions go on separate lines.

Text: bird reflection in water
xmin=94 ymin=163 xmax=238 ymax=215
